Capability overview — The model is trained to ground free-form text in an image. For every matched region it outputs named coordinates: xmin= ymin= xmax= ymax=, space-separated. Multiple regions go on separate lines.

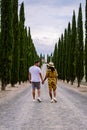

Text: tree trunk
xmin=77 ymin=81 xmax=80 ymax=87
xmin=1 ymin=83 xmax=6 ymax=91
xmin=71 ymin=81 xmax=73 ymax=85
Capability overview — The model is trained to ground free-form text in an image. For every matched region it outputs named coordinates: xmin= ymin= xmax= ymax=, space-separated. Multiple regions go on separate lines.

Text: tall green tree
xmin=11 ymin=0 xmax=19 ymax=86
xmin=0 ymin=0 xmax=1 ymax=79
xmin=62 ymin=29 xmax=67 ymax=81
xmin=53 ymin=43 xmax=58 ymax=69
xmin=66 ymin=22 xmax=71 ymax=83
xmin=27 ymin=27 xmax=39 ymax=74
xmin=1 ymin=0 xmax=13 ymax=90
xmin=0 ymin=0 xmax=1 ymax=32
xmin=58 ymin=34 xmax=63 ymax=79
xmin=19 ymin=2 xmax=25 ymax=83
xmin=47 ymin=54 xmax=50 ymax=63
xmin=70 ymin=11 xmax=77 ymax=84
xmin=85 ymin=0 xmax=87 ymax=81
xmin=21 ymin=27 xmax=27 ymax=81
xmin=40 ymin=53 xmax=43 ymax=66
xmin=57 ymin=38 xmax=61 ymax=79
xmin=27 ymin=27 xmax=33 ymax=67
xmin=76 ymin=3 xmax=84 ymax=87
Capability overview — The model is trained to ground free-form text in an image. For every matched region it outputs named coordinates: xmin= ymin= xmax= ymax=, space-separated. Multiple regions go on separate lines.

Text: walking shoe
xmin=33 ymin=99 xmax=36 ymax=102
xmin=37 ymin=97 xmax=42 ymax=102
xmin=53 ymin=97 xmax=57 ymax=102
xmin=51 ymin=99 xmax=54 ymax=103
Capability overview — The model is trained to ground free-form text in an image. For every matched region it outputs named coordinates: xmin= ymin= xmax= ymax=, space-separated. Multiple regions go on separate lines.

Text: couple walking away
xmin=29 ymin=60 xmax=58 ymax=103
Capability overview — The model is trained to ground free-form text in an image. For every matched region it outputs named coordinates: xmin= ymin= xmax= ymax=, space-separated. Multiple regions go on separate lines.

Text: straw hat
xmin=48 ymin=62 xmax=54 ymax=68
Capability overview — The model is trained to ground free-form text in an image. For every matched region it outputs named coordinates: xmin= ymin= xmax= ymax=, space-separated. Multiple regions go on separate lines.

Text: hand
xmin=29 ymin=80 xmax=31 ymax=84
xmin=42 ymin=80 xmax=44 ymax=84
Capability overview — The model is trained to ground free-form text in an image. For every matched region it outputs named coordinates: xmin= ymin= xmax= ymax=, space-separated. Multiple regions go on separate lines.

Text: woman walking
xmin=43 ymin=62 xmax=58 ymax=103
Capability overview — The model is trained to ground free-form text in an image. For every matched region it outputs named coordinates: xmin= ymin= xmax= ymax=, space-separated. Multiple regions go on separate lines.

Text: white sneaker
xmin=33 ymin=99 xmax=36 ymax=102
xmin=51 ymin=99 xmax=54 ymax=103
xmin=53 ymin=97 xmax=57 ymax=102
xmin=37 ymin=97 xmax=42 ymax=102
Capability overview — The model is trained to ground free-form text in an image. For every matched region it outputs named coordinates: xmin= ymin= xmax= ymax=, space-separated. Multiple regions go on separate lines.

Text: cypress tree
xmin=47 ymin=54 xmax=50 ymax=63
xmin=40 ymin=53 xmax=43 ymax=66
xmin=62 ymin=29 xmax=67 ymax=81
xmin=27 ymin=27 xmax=32 ymax=67
xmin=57 ymin=38 xmax=61 ymax=79
xmin=27 ymin=27 xmax=39 ymax=70
xmin=11 ymin=0 xmax=19 ymax=86
xmin=53 ymin=43 xmax=58 ymax=69
xmin=1 ymin=0 xmax=13 ymax=90
xmin=76 ymin=3 xmax=84 ymax=87
xmin=19 ymin=2 xmax=25 ymax=83
xmin=0 ymin=0 xmax=1 ymax=79
xmin=0 ymin=0 xmax=1 ymax=29
xmin=85 ymin=0 xmax=87 ymax=81
xmin=23 ymin=27 xmax=28 ymax=81
xmin=66 ymin=22 xmax=71 ymax=83
xmin=59 ymin=34 xmax=64 ymax=79
xmin=70 ymin=11 xmax=77 ymax=84
xmin=0 ymin=32 xmax=1 ymax=81
xmin=25 ymin=27 xmax=31 ymax=75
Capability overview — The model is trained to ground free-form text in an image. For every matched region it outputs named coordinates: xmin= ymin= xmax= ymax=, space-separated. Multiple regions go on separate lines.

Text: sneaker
xmin=37 ymin=97 xmax=42 ymax=102
xmin=33 ymin=99 xmax=36 ymax=102
xmin=53 ymin=97 xmax=57 ymax=102
xmin=51 ymin=99 xmax=54 ymax=103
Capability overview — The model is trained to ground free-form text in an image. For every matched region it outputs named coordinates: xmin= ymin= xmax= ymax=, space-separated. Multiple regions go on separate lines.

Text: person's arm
xmin=44 ymin=76 xmax=47 ymax=81
xmin=41 ymin=75 xmax=47 ymax=84
xmin=42 ymin=70 xmax=49 ymax=84
xmin=29 ymin=72 xmax=31 ymax=83
xmin=39 ymin=73 xmax=43 ymax=83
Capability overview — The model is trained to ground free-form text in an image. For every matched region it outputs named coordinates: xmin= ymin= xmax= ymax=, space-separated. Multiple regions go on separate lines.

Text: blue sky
xmin=19 ymin=0 xmax=85 ymax=55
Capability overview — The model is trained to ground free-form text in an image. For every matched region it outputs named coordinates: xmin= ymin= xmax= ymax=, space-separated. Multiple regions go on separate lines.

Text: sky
xmin=19 ymin=0 xmax=85 ymax=55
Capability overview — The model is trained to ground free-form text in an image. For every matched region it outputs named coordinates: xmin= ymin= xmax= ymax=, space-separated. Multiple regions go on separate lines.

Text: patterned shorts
xmin=48 ymin=79 xmax=56 ymax=91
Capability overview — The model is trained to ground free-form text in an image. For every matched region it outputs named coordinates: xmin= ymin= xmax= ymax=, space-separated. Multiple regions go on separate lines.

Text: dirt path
xmin=0 ymin=64 xmax=87 ymax=130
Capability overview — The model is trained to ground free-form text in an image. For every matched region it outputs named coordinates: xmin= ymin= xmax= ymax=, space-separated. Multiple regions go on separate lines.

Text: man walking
xmin=29 ymin=60 xmax=43 ymax=102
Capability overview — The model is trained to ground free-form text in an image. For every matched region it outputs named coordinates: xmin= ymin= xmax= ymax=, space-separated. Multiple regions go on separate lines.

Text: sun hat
xmin=48 ymin=62 xmax=54 ymax=68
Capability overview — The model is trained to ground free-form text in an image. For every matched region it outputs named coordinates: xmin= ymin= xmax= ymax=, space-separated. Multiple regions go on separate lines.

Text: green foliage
xmin=85 ymin=0 xmax=87 ymax=81
xmin=66 ymin=22 xmax=71 ymax=83
xmin=1 ymin=0 xmax=13 ymax=90
xmin=11 ymin=0 xmax=19 ymax=86
xmin=70 ymin=11 xmax=77 ymax=84
xmin=76 ymin=3 xmax=84 ymax=87
xmin=0 ymin=1 xmax=39 ymax=90
xmin=53 ymin=43 xmax=58 ymax=69
xmin=53 ymin=4 xmax=84 ymax=87
xmin=47 ymin=54 xmax=51 ymax=63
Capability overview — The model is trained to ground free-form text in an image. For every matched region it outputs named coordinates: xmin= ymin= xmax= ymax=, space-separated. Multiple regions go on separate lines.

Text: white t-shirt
xmin=29 ymin=65 xmax=41 ymax=82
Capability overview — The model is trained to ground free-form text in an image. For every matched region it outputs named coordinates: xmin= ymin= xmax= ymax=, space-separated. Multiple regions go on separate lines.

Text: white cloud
xmin=33 ymin=37 xmax=56 ymax=55
xmin=19 ymin=0 xmax=85 ymax=55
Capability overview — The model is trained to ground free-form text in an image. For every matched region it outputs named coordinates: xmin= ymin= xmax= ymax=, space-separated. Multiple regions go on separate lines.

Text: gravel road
xmin=0 ymin=64 xmax=87 ymax=130
xmin=0 ymin=82 xmax=87 ymax=130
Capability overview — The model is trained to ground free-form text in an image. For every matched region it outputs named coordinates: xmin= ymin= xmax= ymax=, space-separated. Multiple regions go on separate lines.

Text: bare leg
xmin=49 ymin=89 xmax=52 ymax=99
xmin=37 ymin=89 xmax=40 ymax=97
xmin=53 ymin=90 xmax=56 ymax=98
xmin=37 ymin=89 xmax=42 ymax=102
xmin=53 ymin=89 xmax=57 ymax=102
xmin=32 ymin=89 xmax=35 ymax=99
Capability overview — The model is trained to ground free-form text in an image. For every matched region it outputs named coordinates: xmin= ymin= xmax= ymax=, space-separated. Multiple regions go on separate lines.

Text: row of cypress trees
xmin=0 ymin=0 xmax=39 ymax=90
xmin=52 ymin=2 xmax=86 ymax=87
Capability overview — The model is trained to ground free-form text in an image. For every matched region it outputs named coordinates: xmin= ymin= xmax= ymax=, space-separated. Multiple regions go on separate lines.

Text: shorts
xmin=48 ymin=79 xmax=56 ymax=91
xmin=31 ymin=82 xmax=40 ymax=90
